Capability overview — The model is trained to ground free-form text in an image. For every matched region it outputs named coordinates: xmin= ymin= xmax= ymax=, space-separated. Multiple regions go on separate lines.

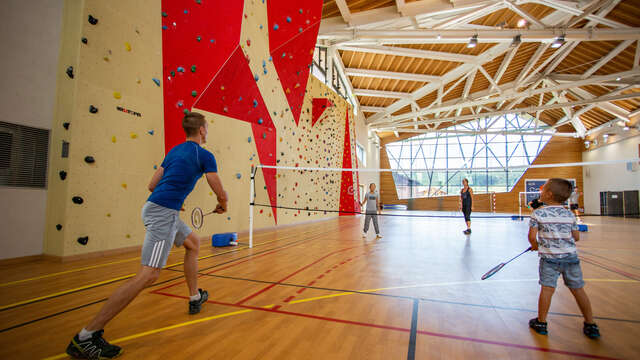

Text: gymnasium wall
xmin=380 ymin=136 xmax=584 ymax=214
xmin=582 ymin=135 xmax=640 ymax=214
xmin=43 ymin=0 xmax=359 ymax=258
xmin=0 ymin=0 xmax=64 ymax=260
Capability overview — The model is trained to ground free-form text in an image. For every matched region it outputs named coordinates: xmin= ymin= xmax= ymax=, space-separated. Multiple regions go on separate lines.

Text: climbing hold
xmin=246 ymin=39 xmax=251 ymax=46
xmin=210 ymin=39 xmax=215 ymax=43
xmin=299 ymin=8 xmax=303 ymax=14
xmin=81 ymin=37 xmax=87 ymax=44
xmin=147 ymin=130 xmax=154 ymax=135
xmin=126 ymin=234 xmax=131 ymax=238
xmin=72 ymin=196 xmax=84 ymax=204
xmin=170 ymin=70 xmax=176 ymax=77
xmin=56 ymin=224 xmax=62 ymax=231
xmin=66 ymin=66 xmax=74 ymax=79
xmin=299 ymin=27 xmax=303 ymax=33
xmin=191 ymin=90 xmax=197 ymax=97
xmin=125 ymin=42 xmax=131 ymax=51
xmin=227 ymin=217 xmax=231 ymax=220
xmin=196 ymin=0 xmax=201 ymax=3
xmin=63 ymin=122 xmax=70 ymax=130
xmin=281 ymin=52 xmax=286 ymax=58
xmin=260 ymin=25 xmax=263 ymax=29
xmin=177 ymin=66 xmax=185 ymax=72
xmin=191 ymin=65 xmax=196 ymax=73
xmin=152 ymin=78 xmax=161 ymax=86
xmin=184 ymin=9 xmax=189 ymax=14
xmin=253 ymin=99 xmax=258 ymax=108
xmin=254 ymin=74 xmax=259 ymax=81
xmin=77 ymin=236 xmax=89 ymax=245
xmin=111 ymin=136 xmax=116 ymax=143
xmin=269 ymin=56 xmax=273 ymax=62
xmin=162 ymin=25 xmax=168 ymax=30
xmin=106 ymin=213 xmax=111 ymax=217
xmin=258 ymin=118 xmax=263 ymax=124
xmin=88 ymin=15 xmax=98 ymax=25
xmin=154 ymin=164 xmax=158 ymax=169
xmin=113 ymin=91 xmax=121 ymax=99
xmin=183 ymin=109 xmax=189 ymax=114
xmin=273 ymin=24 xmax=279 ymax=30
xmin=59 ymin=171 xmax=67 ymax=180
xmin=247 ymin=137 xmax=252 ymax=143
xmin=121 ymin=183 xmax=127 ymax=189
xmin=177 ymin=100 xmax=183 ymax=107
xmin=89 ymin=105 xmax=98 ymax=114
xmin=262 ymin=133 xmax=266 ymax=139
xmin=196 ymin=36 xmax=201 ymax=42
xmin=130 ymin=133 xmax=138 ymax=139
xmin=236 ymin=173 xmax=242 ymax=179
xmin=286 ymin=16 xmax=291 ymax=23
xmin=162 ymin=11 xmax=168 ymax=17
xmin=84 ymin=156 xmax=95 ymax=164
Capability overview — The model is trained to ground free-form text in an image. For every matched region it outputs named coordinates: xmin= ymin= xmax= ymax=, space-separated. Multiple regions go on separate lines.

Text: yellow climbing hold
xmin=113 ymin=91 xmax=121 ymax=99
xmin=106 ymin=213 xmax=111 ymax=217
xmin=125 ymin=42 xmax=132 ymax=51
xmin=121 ymin=183 xmax=127 ymax=189
xmin=130 ymin=133 xmax=138 ymax=139
xmin=209 ymin=192 xmax=213 ymax=196
xmin=111 ymin=136 xmax=116 ymax=143
xmin=126 ymin=234 xmax=131 ymax=238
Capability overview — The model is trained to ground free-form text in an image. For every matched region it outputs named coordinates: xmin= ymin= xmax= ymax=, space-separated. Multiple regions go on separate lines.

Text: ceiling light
xmin=517 ymin=19 xmax=527 ymax=28
xmin=603 ymin=133 xmax=609 ymax=141
xmin=584 ymin=140 xmax=590 ymax=148
xmin=550 ymin=35 xmax=565 ymax=48
xmin=467 ymin=35 xmax=478 ymax=48
xmin=617 ymin=120 xmax=626 ymax=127
xmin=616 ymin=77 xmax=621 ymax=81
xmin=511 ymin=34 xmax=522 ymax=47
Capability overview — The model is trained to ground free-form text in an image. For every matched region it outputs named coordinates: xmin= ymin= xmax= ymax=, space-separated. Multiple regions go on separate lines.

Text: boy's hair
xmin=547 ymin=178 xmax=573 ymax=203
xmin=183 ymin=112 xmax=206 ymax=136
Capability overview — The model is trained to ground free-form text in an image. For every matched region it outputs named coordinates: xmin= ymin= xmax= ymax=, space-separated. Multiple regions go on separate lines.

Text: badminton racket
xmin=191 ymin=205 xmax=224 ymax=229
xmin=481 ymin=247 xmax=532 ymax=280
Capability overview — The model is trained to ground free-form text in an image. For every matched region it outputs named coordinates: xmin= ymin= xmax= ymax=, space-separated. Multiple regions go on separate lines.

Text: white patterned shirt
xmin=529 ymin=205 xmax=579 ymax=259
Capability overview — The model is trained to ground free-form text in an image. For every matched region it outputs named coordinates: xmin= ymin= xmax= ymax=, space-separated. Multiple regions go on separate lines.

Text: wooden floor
xmin=0 ymin=212 xmax=639 ymax=359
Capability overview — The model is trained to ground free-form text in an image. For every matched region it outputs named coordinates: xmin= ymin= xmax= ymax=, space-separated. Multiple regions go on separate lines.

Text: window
xmin=356 ymin=142 xmax=366 ymax=167
xmin=385 ymin=114 xmax=551 ymax=199
xmin=0 ymin=121 xmax=50 ymax=188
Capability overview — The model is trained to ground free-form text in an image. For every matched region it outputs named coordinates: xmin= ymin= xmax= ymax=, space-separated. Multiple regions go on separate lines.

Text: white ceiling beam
xmin=434 ymin=1 xmax=504 ymax=29
xmin=566 ymin=0 xmax=611 ymax=27
xmin=504 ymin=0 xmax=546 ymax=29
xmin=329 ymin=47 xmax=360 ymax=113
xmin=319 ymin=28 xmax=640 ymax=44
xmin=345 ymin=68 xmax=440 ymax=83
xmin=361 ymin=106 xmax=386 ymax=113
xmin=492 ymin=44 xmax=520 ymax=92
xmin=515 ymin=43 xmax=550 ymax=86
xmin=334 ymin=0 xmax=352 ymax=25
xmin=395 ymin=0 xmax=406 ymax=16
xmin=478 ymin=65 xmax=501 ymax=94
xmin=385 ymin=70 xmax=640 ymax=121
xmin=531 ymin=0 xmax=627 ymax=28
xmin=582 ymin=40 xmax=634 ymax=78
xmin=337 ymin=44 xmax=477 ymax=63
xmin=563 ymin=85 xmax=631 ymax=120
xmin=377 ymin=128 xmax=574 ymax=137
xmin=373 ymin=92 xmax=640 ymax=129
xmin=353 ymin=89 xmax=409 ymax=99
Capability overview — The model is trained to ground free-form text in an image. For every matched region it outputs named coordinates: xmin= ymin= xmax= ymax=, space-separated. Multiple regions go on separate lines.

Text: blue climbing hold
xmin=286 ymin=16 xmax=291 ymax=23
xmin=177 ymin=66 xmax=185 ymax=72
xmin=258 ymin=118 xmax=263 ymax=124
xmin=210 ymin=39 xmax=215 ymax=43
xmin=152 ymin=78 xmax=161 ymax=86
xmin=281 ymin=52 xmax=286 ymax=58
xmin=148 ymin=130 xmax=154 ymax=135
xmin=263 ymin=68 xmax=267 ymax=75
xmin=260 ymin=25 xmax=263 ymax=29
xmin=269 ymin=56 xmax=272 ymax=61
xmin=253 ymin=99 xmax=258 ymax=108
xmin=273 ymin=24 xmax=279 ymax=30
xmin=162 ymin=25 xmax=168 ymax=30
xmin=154 ymin=165 xmax=158 ymax=170
xmin=236 ymin=173 xmax=242 ymax=179
xmin=262 ymin=60 xmax=266 ymax=67
xmin=254 ymin=74 xmax=259 ymax=81
xmin=262 ymin=133 xmax=266 ymax=139
xmin=248 ymin=137 xmax=252 ymax=143
xmin=184 ymin=9 xmax=188 ymax=14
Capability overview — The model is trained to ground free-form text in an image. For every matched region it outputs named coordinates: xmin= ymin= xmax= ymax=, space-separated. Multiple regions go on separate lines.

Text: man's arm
xmin=572 ymin=230 xmax=580 ymax=242
xmin=148 ymin=167 xmax=164 ymax=192
xmin=205 ymin=172 xmax=228 ymax=212
xmin=528 ymin=227 xmax=539 ymax=250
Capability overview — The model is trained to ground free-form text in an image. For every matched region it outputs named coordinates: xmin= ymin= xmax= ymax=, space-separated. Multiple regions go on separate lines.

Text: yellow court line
xmin=39 ymin=277 xmax=639 ymax=359
xmin=0 ymin=237 xmax=294 ymax=311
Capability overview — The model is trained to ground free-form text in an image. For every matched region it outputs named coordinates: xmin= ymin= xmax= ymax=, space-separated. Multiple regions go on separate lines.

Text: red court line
xmin=235 ymin=246 xmax=358 ymax=305
xmin=580 ymin=256 xmax=640 ymax=280
xmin=153 ymin=291 xmax=618 ymax=360
xmin=151 ymin=241 xmax=306 ymax=293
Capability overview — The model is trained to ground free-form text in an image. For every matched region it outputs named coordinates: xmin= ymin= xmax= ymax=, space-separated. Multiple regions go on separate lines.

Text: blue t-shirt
xmin=148 ymin=141 xmax=217 ymax=210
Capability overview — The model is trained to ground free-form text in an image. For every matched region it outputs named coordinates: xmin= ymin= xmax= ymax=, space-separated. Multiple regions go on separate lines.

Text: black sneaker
xmin=66 ymin=330 xmax=122 ymax=359
xmin=189 ymin=288 xmax=209 ymax=314
xmin=463 ymin=229 xmax=471 ymax=234
xmin=529 ymin=318 xmax=548 ymax=335
xmin=583 ymin=322 xmax=600 ymax=339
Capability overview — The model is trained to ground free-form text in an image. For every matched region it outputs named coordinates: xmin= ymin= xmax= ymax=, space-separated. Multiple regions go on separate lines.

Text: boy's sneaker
xmin=66 ymin=330 xmax=122 ymax=359
xmin=583 ymin=322 xmax=600 ymax=339
xmin=189 ymin=289 xmax=209 ymax=315
xmin=362 ymin=233 xmax=366 ymax=238
xmin=529 ymin=318 xmax=548 ymax=335
xmin=463 ymin=229 xmax=471 ymax=235
xmin=375 ymin=234 xmax=382 ymax=238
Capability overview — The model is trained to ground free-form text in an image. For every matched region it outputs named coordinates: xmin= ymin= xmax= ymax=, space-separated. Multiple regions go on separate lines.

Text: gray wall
xmin=0 ymin=0 xmax=63 ymax=259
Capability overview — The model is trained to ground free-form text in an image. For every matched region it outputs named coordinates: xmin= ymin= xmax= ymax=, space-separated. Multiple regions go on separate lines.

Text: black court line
xmin=166 ymin=268 xmax=640 ymax=324
xmin=579 ymin=249 xmax=640 ymax=271
xmin=407 ymin=299 xmax=419 ymax=360
xmin=0 ymin=235 xmax=326 ymax=332
xmin=579 ymin=257 xmax=640 ymax=281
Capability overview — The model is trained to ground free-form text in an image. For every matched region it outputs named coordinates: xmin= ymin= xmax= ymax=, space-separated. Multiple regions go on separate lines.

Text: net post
xmin=519 ymin=192 xmax=522 ymax=219
xmin=249 ymin=166 xmax=256 ymax=248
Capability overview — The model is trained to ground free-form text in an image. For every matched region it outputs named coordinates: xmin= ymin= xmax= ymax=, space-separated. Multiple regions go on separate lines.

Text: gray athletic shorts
xmin=141 ymin=201 xmax=192 ymax=268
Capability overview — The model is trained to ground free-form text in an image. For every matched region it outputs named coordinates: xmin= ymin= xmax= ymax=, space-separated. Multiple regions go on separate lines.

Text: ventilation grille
xmin=0 ymin=121 xmax=50 ymax=188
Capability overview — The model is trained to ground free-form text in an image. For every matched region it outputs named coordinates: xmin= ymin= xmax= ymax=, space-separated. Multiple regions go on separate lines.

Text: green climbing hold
xmin=196 ymin=36 xmax=201 ymax=42
xmin=162 ymin=11 xmax=167 ymax=17
xmin=183 ymin=109 xmax=189 ymax=114
xmin=191 ymin=90 xmax=197 ymax=97
xmin=191 ymin=65 xmax=196 ymax=73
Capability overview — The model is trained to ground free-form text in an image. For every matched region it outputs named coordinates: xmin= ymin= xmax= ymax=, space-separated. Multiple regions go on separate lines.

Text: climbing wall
xmin=44 ymin=0 xmax=357 ymax=257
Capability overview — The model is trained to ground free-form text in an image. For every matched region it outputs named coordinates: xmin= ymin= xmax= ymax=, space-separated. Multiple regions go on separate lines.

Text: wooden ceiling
xmin=320 ymin=0 xmax=640 ymax=138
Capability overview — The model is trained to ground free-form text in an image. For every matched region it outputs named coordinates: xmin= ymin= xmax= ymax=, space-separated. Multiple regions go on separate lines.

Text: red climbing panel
xmin=268 ymin=1 xmax=323 ymax=126
xmin=339 ymin=110 xmax=358 ymax=216
xmin=161 ymin=0 xmax=244 ymax=152
xmin=311 ymin=98 xmax=333 ymax=127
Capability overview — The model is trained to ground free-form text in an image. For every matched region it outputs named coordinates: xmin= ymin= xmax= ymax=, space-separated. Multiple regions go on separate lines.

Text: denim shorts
xmin=539 ymin=254 xmax=584 ymax=288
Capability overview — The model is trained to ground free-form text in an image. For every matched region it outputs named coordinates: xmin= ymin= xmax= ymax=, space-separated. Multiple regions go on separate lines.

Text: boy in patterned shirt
xmin=527 ymin=178 xmax=600 ymax=339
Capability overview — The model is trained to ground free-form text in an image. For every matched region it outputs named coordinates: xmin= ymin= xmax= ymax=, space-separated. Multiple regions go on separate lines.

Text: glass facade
xmin=385 ymin=114 xmax=551 ymax=199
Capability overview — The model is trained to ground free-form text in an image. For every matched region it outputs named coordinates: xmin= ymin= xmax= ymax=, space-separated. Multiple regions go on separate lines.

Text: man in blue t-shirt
xmin=66 ymin=112 xmax=228 ymax=359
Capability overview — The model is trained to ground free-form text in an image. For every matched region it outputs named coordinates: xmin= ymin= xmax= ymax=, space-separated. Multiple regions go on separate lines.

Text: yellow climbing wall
xmin=45 ymin=0 xmax=356 ymax=257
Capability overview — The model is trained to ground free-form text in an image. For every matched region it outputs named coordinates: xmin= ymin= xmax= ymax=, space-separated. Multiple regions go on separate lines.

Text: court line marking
xmin=0 ymin=234 xmax=312 ymax=312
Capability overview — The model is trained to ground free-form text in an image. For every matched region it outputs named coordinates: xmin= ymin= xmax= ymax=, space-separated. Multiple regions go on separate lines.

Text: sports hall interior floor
xmin=0 ymin=212 xmax=638 ymax=359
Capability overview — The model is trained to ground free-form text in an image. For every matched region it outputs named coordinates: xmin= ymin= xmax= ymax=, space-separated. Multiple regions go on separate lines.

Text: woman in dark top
xmin=459 ymin=178 xmax=473 ymax=234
